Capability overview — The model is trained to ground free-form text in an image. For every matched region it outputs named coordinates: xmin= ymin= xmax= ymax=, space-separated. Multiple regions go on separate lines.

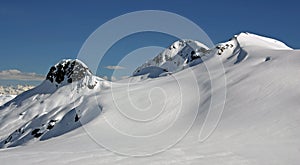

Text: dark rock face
xmin=75 ymin=114 xmax=80 ymax=122
xmin=46 ymin=60 xmax=91 ymax=85
xmin=31 ymin=128 xmax=43 ymax=138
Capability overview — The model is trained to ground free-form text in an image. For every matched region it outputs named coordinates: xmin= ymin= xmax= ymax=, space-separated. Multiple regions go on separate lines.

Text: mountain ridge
xmin=0 ymin=33 xmax=293 ymax=148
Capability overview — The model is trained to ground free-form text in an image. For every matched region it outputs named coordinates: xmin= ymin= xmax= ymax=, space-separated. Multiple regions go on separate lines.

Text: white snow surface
xmin=0 ymin=95 xmax=16 ymax=106
xmin=0 ymin=32 xmax=300 ymax=164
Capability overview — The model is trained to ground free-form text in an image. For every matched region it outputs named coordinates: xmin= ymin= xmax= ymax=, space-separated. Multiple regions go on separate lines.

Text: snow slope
xmin=0 ymin=85 xmax=34 ymax=106
xmin=0 ymin=95 xmax=16 ymax=106
xmin=0 ymin=33 xmax=300 ymax=164
xmin=0 ymin=59 xmax=106 ymax=148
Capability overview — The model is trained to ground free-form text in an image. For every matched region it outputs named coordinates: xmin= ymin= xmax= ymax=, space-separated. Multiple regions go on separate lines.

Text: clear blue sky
xmin=0 ymin=0 xmax=299 ymax=83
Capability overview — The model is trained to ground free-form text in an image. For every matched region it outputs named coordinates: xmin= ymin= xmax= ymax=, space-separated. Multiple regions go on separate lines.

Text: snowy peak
xmin=215 ymin=32 xmax=293 ymax=65
xmin=216 ymin=32 xmax=292 ymax=59
xmin=46 ymin=59 xmax=93 ymax=86
xmin=133 ymin=39 xmax=210 ymax=77
xmin=234 ymin=32 xmax=292 ymax=50
xmin=0 ymin=59 xmax=106 ymax=148
xmin=132 ymin=32 xmax=292 ymax=78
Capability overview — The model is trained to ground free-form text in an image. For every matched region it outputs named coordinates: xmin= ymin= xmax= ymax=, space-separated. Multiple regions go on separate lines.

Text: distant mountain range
xmin=0 ymin=85 xmax=35 ymax=95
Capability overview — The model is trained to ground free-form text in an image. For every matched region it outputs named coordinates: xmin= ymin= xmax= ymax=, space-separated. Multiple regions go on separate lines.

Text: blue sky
xmin=0 ymin=0 xmax=299 ymax=84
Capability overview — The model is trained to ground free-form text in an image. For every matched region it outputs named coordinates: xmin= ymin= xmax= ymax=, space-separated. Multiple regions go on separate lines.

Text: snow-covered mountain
xmin=133 ymin=39 xmax=210 ymax=78
xmin=0 ymin=32 xmax=299 ymax=165
xmin=133 ymin=32 xmax=292 ymax=79
xmin=0 ymin=59 xmax=107 ymax=148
